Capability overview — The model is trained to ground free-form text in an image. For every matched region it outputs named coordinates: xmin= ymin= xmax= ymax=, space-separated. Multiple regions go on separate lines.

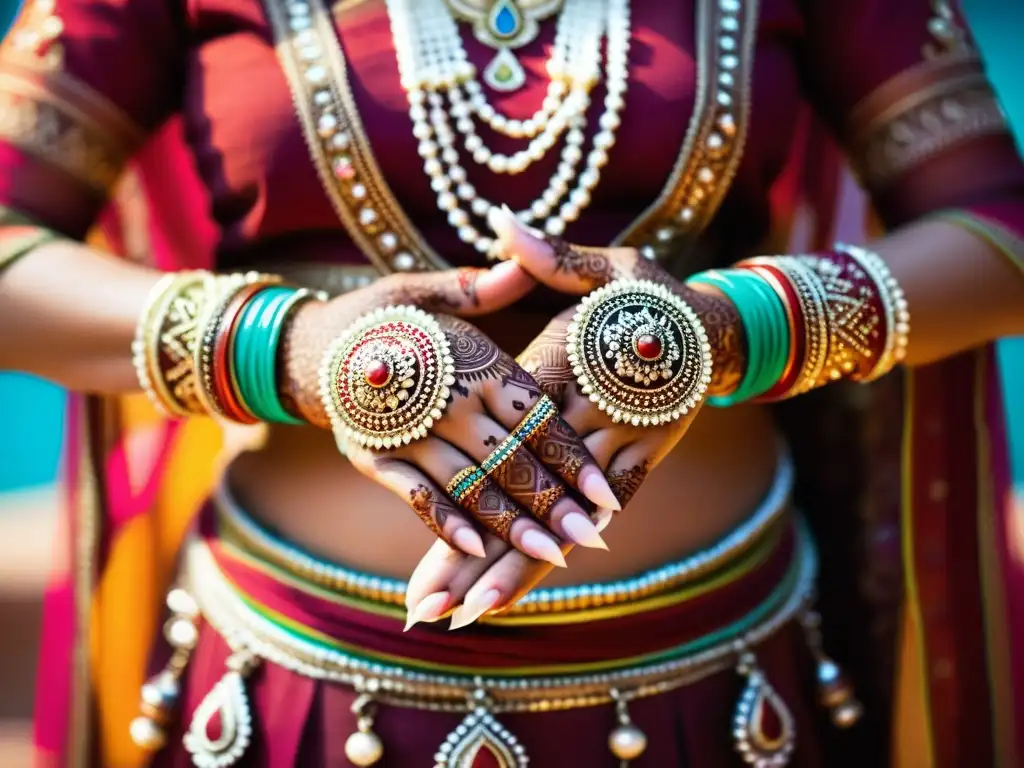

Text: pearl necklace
xmin=387 ymin=0 xmax=631 ymax=254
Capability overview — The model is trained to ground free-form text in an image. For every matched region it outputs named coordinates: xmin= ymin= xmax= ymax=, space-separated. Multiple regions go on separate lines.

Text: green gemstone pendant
xmin=483 ymin=47 xmax=526 ymax=91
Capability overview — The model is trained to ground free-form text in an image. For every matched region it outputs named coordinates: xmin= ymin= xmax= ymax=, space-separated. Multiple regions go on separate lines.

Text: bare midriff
xmin=228 ymin=309 xmax=780 ymax=587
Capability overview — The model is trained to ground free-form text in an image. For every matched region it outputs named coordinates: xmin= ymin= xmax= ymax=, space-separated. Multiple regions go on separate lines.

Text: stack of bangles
xmin=132 ymin=270 xmax=324 ymax=424
xmin=688 ymin=243 xmax=911 ymax=404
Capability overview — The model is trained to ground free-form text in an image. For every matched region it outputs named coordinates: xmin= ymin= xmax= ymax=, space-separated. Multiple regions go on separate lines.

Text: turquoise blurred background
xmin=0 ymin=0 xmax=1021 ymax=492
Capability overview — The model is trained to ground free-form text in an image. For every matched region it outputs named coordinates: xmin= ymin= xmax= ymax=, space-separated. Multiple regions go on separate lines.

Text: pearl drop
xmin=166 ymin=588 xmax=198 ymax=618
xmin=130 ymin=717 xmax=166 ymax=751
xmin=608 ymin=725 xmax=647 ymax=760
xmin=392 ymin=252 xmax=415 ymax=271
xmin=344 ymin=731 xmax=384 ymax=766
xmin=165 ymin=618 xmax=197 ymax=650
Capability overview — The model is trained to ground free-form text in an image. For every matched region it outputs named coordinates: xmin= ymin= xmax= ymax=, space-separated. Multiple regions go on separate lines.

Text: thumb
xmin=487 ymin=205 xmax=618 ymax=295
xmin=387 ymin=260 xmax=536 ymax=317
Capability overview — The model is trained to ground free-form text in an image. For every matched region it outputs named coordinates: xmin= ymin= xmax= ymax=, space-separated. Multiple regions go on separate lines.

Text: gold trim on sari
xmin=0 ymin=64 xmax=144 ymax=194
xmin=843 ymin=55 xmax=1007 ymax=192
xmin=616 ymin=0 xmax=758 ymax=260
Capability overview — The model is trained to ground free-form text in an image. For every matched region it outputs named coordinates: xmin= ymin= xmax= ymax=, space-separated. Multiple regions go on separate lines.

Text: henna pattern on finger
xmin=526 ymin=415 xmax=595 ymax=486
xmin=409 ymin=484 xmax=455 ymax=539
xmin=607 ymin=461 xmax=651 ymax=508
xmin=545 ymin=236 xmax=616 ymax=290
xmin=464 ymin=477 xmax=522 ymax=540
xmin=518 ymin=324 xmax=579 ymax=402
xmin=488 ymin=444 xmax=565 ymax=522
xmin=458 ymin=268 xmax=481 ymax=308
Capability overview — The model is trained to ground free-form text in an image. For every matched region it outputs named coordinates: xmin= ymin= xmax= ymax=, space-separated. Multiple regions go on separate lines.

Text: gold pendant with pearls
xmin=445 ymin=0 xmax=564 ymax=91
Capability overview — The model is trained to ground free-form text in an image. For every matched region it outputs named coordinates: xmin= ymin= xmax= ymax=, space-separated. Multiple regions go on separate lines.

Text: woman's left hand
xmin=403 ymin=209 xmax=747 ymax=630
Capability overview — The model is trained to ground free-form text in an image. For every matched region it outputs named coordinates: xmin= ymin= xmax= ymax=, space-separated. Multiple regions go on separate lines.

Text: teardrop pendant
xmin=486 ymin=0 xmax=523 ymax=41
xmin=482 ymin=47 xmax=527 ymax=92
xmin=183 ymin=651 xmax=258 ymax=768
xmin=434 ymin=689 xmax=527 ymax=767
xmin=733 ymin=653 xmax=796 ymax=767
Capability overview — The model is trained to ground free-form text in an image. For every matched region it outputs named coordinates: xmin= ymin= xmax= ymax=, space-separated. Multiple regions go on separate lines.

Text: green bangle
xmin=688 ymin=270 xmax=790 ymax=406
xmin=234 ymin=286 xmax=308 ymax=425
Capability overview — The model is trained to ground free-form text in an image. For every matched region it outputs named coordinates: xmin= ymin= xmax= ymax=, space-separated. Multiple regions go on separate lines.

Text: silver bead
xmin=166 ymin=588 xmax=198 ymax=619
xmin=164 ymin=617 xmax=198 ymax=650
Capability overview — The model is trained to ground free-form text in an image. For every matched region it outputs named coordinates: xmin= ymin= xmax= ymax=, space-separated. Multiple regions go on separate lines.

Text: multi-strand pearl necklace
xmin=386 ymin=0 xmax=631 ymax=255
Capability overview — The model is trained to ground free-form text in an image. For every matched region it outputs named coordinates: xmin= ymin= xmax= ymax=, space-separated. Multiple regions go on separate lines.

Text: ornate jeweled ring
xmin=480 ymin=394 xmax=558 ymax=476
xmin=447 ymin=465 xmax=486 ymax=504
xmin=319 ymin=305 xmax=456 ymax=449
xmin=566 ymin=279 xmax=713 ymax=426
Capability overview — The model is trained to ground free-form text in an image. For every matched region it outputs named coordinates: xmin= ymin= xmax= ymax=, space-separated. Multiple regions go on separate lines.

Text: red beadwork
xmin=364 ymin=359 xmax=391 ymax=387
xmin=333 ymin=157 xmax=356 ymax=180
xmin=635 ymin=333 xmax=662 ymax=361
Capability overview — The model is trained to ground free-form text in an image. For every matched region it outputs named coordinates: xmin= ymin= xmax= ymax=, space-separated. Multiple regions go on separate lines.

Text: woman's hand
xmin=402 ymin=209 xmax=746 ymax=629
xmin=279 ymin=262 xmax=619 ymax=583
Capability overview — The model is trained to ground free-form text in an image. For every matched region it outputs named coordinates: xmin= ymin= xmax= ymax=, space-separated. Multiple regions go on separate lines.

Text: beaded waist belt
xmin=213 ymin=451 xmax=795 ymax=619
xmin=130 ymin=507 xmax=864 ymax=768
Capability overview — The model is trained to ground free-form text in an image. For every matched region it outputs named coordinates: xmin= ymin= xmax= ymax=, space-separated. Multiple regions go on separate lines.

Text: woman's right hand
xmin=277 ymin=262 xmax=619 ymax=577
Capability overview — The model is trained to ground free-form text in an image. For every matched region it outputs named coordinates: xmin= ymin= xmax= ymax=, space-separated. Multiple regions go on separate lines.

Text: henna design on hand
xmin=489 ymin=444 xmax=564 ymax=522
xmin=464 ymin=477 xmax=522 ymax=540
xmin=409 ymin=484 xmax=456 ymax=540
xmin=439 ymin=316 xmax=542 ymax=401
xmin=607 ymin=461 xmax=651 ymax=508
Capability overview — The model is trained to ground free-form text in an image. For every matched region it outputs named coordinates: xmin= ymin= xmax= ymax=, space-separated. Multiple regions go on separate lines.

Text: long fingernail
xmin=561 ymin=511 xmax=609 ymax=550
xmin=449 ymin=588 xmax=502 ymax=630
xmin=487 ymin=205 xmax=517 ymax=242
xmin=578 ymin=466 xmax=622 ymax=511
xmin=520 ymin=529 xmax=568 ymax=567
xmin=594 ymin=507 xmax=614 ymax=533
xmin=404 ymin=591 xmax=451 ymax=632
xmin=452 ymin=527 xmax=487 ymax=558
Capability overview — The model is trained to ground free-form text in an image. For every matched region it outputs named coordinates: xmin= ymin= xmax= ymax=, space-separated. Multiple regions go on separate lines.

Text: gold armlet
xmin=0 ymin=64 xmax=144 ymax=195
xmin=844 ymin=56 xmax=1007 ymax=191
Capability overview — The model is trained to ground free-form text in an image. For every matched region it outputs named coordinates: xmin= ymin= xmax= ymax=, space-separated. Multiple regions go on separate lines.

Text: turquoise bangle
xmin=233 ymin=286 xmax=307 ymax=425
xmin=688 ymin=270 xmax=790 ymax=406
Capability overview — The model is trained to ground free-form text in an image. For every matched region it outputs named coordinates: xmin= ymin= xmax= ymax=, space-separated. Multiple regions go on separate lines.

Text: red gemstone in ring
xmin=635 ymin=333 xmax=662 ymax=361
xmin=364 ymin=359 xmax=392 ymax=388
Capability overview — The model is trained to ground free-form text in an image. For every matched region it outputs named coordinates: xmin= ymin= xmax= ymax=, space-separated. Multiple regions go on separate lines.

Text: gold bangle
xmin=132 ymin=271 xmax=215 ymax=417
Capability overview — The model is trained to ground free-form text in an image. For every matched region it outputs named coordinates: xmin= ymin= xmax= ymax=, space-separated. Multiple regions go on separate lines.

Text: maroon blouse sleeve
xmin=0 ymin=0 xmax=186 ymax=237
xmin=795 ymin=0 xmax=1024 ymax=230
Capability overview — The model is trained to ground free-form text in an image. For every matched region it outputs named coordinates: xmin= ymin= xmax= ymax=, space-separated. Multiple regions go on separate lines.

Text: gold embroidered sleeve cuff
xmin=566 ymin=279 xmax=712 ymax=426
xmin=319 ymin=305 xmax=456 ymax=450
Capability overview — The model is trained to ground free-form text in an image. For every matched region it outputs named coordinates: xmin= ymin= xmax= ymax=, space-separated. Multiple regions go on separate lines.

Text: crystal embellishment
xmin=433 ymin=706 xmax=528 ymax=768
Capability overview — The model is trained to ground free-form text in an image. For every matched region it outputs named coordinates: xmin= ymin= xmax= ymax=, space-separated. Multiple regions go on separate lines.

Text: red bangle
xmin=213 ymin=284 xmax=262 ymax=424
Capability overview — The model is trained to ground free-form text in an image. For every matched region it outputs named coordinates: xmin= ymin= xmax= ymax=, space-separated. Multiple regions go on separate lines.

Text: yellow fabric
xmin=893 ymin=606 xmax=933 ymax=768
xmin=92 ymin=395 xmax=223 ymax=767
